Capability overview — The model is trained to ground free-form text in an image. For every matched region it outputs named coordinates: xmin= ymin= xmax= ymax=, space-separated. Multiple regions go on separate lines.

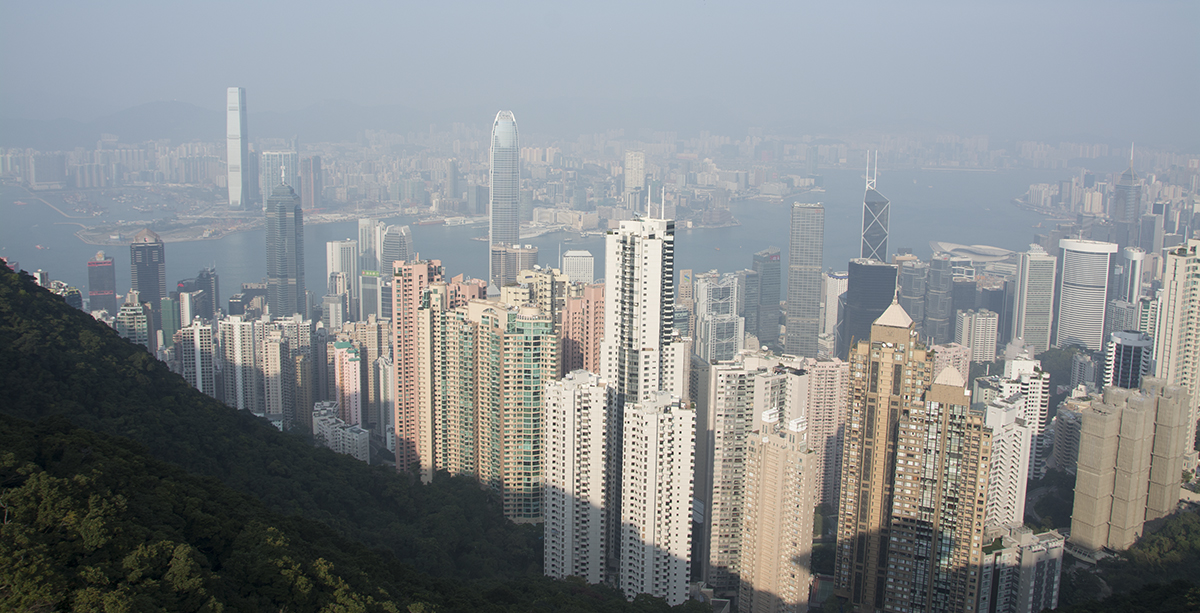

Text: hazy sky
xmin=3 ymin=1 xmax=1197 ymax=146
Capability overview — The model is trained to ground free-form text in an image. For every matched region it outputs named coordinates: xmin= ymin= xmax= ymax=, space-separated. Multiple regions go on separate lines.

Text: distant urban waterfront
xmin=1 ymin=166 xmax=1062 ymax=305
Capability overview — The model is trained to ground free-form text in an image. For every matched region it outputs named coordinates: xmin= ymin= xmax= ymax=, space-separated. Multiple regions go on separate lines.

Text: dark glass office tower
xmin=130 ymin=229 xmax=166 ymax=310
xmin=951 ymin=278 xmax=978 ymax=324
xmin=752 ymin=247 xmax=781 ymax=348
xmin=265 ymin=183 xmax=306 ymax=318
xmin=176 ymin=267 xmax=220 ymax=320
xmin=786 ymin=203 xmax=824 ymax=357
xmin=837 ymin=258 xmax=898 ymax=358
xmin=1113 ymin=165 xmax=1142 ymax=223
xmin=897 ymin=260 xmax=927 ymax=337
xmin=923 ymin=254 xmax=953 ymax=344
xmin=197 ymin=267 xmax=219 ymax=318
xmin=86 ymin=250 xmax=117 ymax=314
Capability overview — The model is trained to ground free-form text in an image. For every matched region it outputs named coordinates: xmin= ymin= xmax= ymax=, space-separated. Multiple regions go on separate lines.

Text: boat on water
xmin=415 ymin=217 xmax=445 ymax=226
xmin=14 ymin=200 xmax=27 ymax=205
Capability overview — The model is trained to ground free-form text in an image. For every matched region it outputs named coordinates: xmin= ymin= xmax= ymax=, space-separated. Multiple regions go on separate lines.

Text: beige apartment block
xmin=1069 ymin=379 xmax=1189 ymax=552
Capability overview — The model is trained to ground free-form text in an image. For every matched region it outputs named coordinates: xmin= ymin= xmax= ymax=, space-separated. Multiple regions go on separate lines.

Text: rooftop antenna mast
xmin=865 ymin=151 xmax=878 ymax=190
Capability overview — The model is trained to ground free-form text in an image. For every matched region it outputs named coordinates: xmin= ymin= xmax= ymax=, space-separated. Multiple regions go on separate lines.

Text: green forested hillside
xmin=0 ymin=265 xmax=706 ymax=611
xmin=1055 ymin=509 xmax=1200 ymax=610
xmin=1 ymin=416 xmax=417 ymax=611
xmin=1049 ymin=581 xmax=1200 ymax=613
xmin=0 ymin=265 xmax=534 ymax=579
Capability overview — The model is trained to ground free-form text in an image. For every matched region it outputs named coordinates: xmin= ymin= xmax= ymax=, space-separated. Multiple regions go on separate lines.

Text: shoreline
xmin=73 ymin=205 xmax=412 ymax=245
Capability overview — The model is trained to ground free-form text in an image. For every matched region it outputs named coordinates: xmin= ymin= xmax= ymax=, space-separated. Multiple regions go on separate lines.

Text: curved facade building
xmin=1104 ymin=331 xmax=1154 ymax=390
xmin=489 ymin=111 xmax=520 ymax=285
xmin=1054 ymin=239 xmax=1117 ymax=351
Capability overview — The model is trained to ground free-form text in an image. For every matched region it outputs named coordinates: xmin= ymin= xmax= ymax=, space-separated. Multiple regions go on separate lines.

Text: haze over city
xmin=3 ymin=2 xmax=1200 ymax=612
xmin=3 ymin=1 xmax=1197 ymax=147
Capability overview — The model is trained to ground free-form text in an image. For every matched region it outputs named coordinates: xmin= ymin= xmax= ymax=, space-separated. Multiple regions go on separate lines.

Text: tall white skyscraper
xmin=694 ymin=271 xmax=744 ymax=363
xmin=1011 ymin=244 xmax=1057 ymax=353
xmin=219 ymin=315 xmax=264 ymax=415
xmin=983 ymin=396 xmax=1033 ymax=532
xmin=561 ymin=249 xmax=595 ymax=284
xmin=601 ymin=218 xmax=688 ymax=405
xmin=955 ymin=308 xmax=999 ymax=362
xmin=1054 ymin=239 xmax=1118 ymax=351
xmin=623 ymin=150 xmax=646 ymax=211
xmin=1154 ymin=240 xmax=1200 ymax=457
xmin=327 ymin=239 xmax=359 ymax=316
xmin=226 ymin=87 xmax=250 ymax=209
xmin=620 ymin=392 xmax=694 ymax=606
xmin=543 ymin=371 xmax=613 ymax=585
xmin=600 ymin=215 xmax=691 ymax=602
xmin=489 ymin=111 xmax=520 ymax=286
xmin=975 ymin=350 xmax=1054 ymax=480
xmin=1117 ymin=246 xmax=1146 ymax=303
xmin=177 ymin=319 xmax=216 ymax=397
xmin=820 ymin=271 xmax=849 ymax=339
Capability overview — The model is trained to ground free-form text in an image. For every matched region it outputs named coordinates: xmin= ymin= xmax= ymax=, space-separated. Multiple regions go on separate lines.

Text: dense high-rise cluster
xmin=38 ymin=93 xmax=1196 ymax=613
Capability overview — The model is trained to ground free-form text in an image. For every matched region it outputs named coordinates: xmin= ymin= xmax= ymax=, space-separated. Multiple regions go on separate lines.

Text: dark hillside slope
xmin=0 ymin=264 xmax=533 ymax=580
xmin=0 ymin=416 xmax=690 ymax=612
xmin=0 ymin=416 xmax=419 ymax=611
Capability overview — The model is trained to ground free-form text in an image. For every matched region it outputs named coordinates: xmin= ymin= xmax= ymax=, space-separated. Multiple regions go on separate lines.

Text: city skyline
xmin=3 ymin=20 xmax=1200 ymax=610
xmin=5 ymin=1 xmax=1200 ymax=611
